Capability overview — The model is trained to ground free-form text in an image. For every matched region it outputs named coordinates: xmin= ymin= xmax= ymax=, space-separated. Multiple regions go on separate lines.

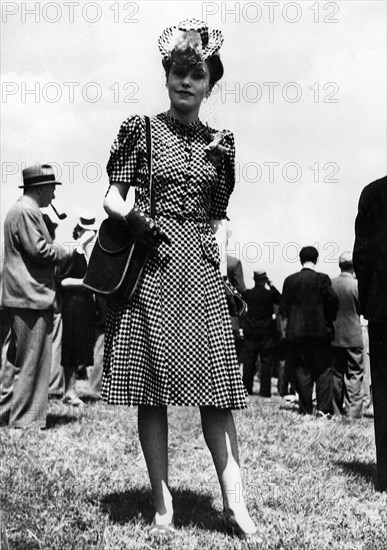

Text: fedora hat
xmin=158 ymin=19 xmax=224 ymax=61
xmin=19 ymin=164 xmax=62 ymax=188
xmin=78 ymin=210 xmax=98 ymax=231
xmin=253 ymin=269 xmax=267 ymax=280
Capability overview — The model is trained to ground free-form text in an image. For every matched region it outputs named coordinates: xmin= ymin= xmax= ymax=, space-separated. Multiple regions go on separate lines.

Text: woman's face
xmin=167 ymin=61 xmax=210 ymax=115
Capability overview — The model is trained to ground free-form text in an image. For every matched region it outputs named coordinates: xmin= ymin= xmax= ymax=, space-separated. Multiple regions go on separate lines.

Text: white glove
xmin=76 ymin=230 xmax=96 ymax=253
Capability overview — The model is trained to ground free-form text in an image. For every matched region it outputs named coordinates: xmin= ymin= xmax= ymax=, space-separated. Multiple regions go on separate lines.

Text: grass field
xmin=1 ymin=383 xmax=386 ymax=550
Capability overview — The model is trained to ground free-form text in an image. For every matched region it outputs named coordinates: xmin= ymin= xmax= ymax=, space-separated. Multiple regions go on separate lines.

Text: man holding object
xmin=0 ymin=164 xmax=91 ymax=429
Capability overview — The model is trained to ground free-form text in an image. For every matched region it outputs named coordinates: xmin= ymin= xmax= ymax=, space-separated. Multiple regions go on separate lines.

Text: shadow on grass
xmin=46 ymin=412 xmax=82 ymax=428
xmin=100 ymin=486 xmax=223 ymax=532
xmin=334 ymin=459 xmax=376 ymax=484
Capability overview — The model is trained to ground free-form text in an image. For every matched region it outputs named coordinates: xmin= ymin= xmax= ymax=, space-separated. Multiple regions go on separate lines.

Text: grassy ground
xmin=1 ymin=381 xmax=386 ymax=550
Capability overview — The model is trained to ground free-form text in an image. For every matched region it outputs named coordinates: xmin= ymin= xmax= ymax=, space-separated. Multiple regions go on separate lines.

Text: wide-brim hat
xmin=19 ymin=163 xmax=62 ymax=188
xmin=158 ymin=18 xmax=224 ymax=61
xmin=78 ymin=210 xmax=98 ymax=231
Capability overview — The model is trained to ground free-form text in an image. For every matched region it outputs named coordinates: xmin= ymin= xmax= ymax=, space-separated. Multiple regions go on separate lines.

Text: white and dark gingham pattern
xmin=158 ymin=19 xmax=224 ymax=61
xmin=101 ymin=112 xmax=247 ymax=409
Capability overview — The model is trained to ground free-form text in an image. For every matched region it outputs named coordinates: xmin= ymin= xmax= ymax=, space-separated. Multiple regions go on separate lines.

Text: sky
xmin=1 ymin=0 xmax=386 ymax=288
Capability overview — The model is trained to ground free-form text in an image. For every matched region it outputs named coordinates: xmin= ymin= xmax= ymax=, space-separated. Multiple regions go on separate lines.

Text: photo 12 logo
xmin=1 ymin=2 xmax=140 ymax=24
xmin=1 ymin=81 xmax=140 ymax=104
xmin=237 ymin=162 xmax=340 ymax=184
xmin=2 ymin=161 xmax=104 ymax=185
xmin=202 ymin=1 xmax=340 ymax=24
xmin=212 ymin=81 xmax=339 ymax=104
xmin=222 ymin=241 xmax=341 ymax=265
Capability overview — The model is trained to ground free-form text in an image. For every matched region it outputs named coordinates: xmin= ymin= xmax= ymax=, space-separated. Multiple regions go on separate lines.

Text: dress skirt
xmin=101 ymin=216 xmax=247 ymax=408
xmin=61 ymin=288 xmax=95 ymax=368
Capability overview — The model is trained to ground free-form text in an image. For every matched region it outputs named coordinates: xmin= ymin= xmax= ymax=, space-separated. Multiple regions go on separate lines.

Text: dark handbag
xmin=83 ymin=116 xmax=154 ymax=301
xmin=223 ymin=279 xmax=247 ymax=317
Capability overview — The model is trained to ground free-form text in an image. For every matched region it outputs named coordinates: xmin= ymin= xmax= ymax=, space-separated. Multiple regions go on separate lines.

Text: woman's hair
xmin=162 ymin=53 xmax=224 ymax=91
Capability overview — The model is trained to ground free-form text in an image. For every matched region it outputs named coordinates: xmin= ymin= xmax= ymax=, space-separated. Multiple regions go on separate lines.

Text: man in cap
xmin=0 ymin=164 xmax=91 ymax=428
xmin=242 ymin=269 xmax=281 ymax=396
xmin=331 ymin=251 xmax=364 ymax=417
xmin=280 ymin=246 xmax=339 ymax=417
xmin=354 ymin=175 xmax=387 ymax=491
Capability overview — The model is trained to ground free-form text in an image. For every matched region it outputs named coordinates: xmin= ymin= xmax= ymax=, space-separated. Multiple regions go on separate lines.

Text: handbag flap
xmin=98 ymin=218 xmax=134 ymax=253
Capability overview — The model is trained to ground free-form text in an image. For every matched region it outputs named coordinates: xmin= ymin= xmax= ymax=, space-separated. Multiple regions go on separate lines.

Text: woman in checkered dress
xmin=102 ymin=20 xmax=262 ymax=543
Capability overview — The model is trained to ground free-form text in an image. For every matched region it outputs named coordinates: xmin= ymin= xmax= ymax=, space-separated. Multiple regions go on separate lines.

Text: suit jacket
xmin=280 ymin=267 xmax=339 ymax=342
xmin=331 ymin=273 xmax=363 ymax=348
xmin=353 ymin=175 xmax=387 ymax=323
xmin=243 ymin=282 xmax=281 ymax=337
xmin=2 ymin=196 xmax=72 ymax=310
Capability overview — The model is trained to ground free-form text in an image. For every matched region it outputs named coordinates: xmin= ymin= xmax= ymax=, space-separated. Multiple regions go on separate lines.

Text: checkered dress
xmin=101 ymin=112 xmax=247 ymax=409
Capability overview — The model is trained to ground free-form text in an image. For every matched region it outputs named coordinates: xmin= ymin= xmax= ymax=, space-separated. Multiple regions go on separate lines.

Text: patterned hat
xmin=158 ymin=18 xmax=224 ymax=62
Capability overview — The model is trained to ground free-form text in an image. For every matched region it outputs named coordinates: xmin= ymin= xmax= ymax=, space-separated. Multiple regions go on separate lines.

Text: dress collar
xmin=160 ymin=111 xmax=203 ymax=132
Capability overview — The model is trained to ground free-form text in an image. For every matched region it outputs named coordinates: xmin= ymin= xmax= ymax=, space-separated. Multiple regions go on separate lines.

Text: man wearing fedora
xmin=354 ymin=175 xmax=387 ymax=491
xmin=242 ymin=269 xmax=281 ymax=396
xmin=0 ymin=164 xmax=91 ymax=428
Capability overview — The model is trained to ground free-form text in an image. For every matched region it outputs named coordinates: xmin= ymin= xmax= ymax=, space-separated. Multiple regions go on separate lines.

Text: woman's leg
xmin=63 ymin=366 xmax=83 ymax=405
xmin=199 ymin=406 xmax=257 ymax=533
xmin=138 ymin=405 xmax=173 ymax=520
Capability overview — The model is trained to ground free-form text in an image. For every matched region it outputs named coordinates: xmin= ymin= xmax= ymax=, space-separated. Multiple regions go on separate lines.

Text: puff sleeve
xmin=209 ymin=131 xmax=235 ymax=220
xmin=106 ymin=115 xmax=144 ymax=189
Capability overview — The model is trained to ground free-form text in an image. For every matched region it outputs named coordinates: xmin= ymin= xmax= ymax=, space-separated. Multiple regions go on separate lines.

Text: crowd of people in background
xmin=239 ymin=246 xmax=370 ymax=420
xmin=0 ymin=165 xmax=385 ymax=493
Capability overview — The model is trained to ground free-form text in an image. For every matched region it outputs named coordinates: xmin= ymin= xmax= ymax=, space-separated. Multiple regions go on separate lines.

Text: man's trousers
xmin=331 ymin=346 xmax=364 ymax=417
xmin=0 ymin=308 xmax=53 ymax=428
xmin=287 ymin=338 xmax=333 ymax=415
xmin=243 ymin=335 xmax=276 ymax=396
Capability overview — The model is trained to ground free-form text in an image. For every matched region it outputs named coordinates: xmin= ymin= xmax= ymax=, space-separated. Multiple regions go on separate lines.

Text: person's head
xmin=299 ymin=246 xmax=319 ymax=266
xmin=253 ymin=269 xmax=268 ymax=284
xmin=73 ymin=210 xmax=98 ymax=240
xmin=159 ymin=19 xmax=224 ymax=116
xmin=338 ymin=251 xmax=353 ymax=273
xmin=20 ymin=164 xmax=61 ymax=208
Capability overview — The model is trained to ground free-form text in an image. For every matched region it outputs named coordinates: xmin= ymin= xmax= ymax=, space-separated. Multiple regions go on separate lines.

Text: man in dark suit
xmin=331 ymin=251 xmax=364 ymax=417
xmin=242 ymin=270 xmax=281 ymax=396
xmin=0 ymin=164 xmax=90 ymax=429
xmin=353 ymin=175 xmax=387 ymax=491
xmin=280 ymin=246 xmax=339 ymax=416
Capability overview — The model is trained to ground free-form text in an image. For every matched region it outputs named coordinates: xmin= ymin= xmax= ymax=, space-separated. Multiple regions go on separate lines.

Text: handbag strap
xmin=144 ymin=116 xmax=154 ymax=218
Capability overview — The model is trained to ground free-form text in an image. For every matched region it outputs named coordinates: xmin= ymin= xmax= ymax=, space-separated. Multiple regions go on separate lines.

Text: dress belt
xmin=159 ymin=212 xmax=208 ymax=224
